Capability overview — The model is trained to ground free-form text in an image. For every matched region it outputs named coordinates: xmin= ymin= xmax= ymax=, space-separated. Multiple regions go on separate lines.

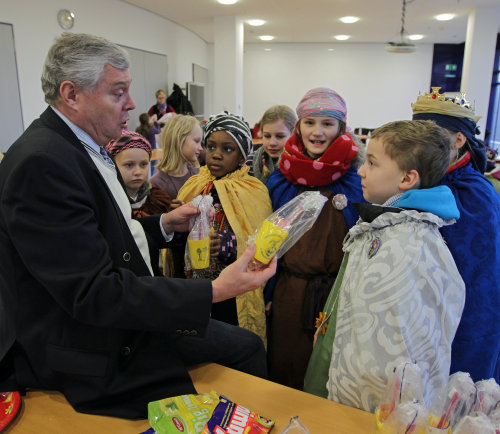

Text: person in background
xmin=304 ymin=120 xmax=465 ymax=412
xmin=136 ymin=112 xmax=161 ymax=150
xmin=411 ymin=87 xmax=500 ymax=383
xmin=265 ymin=88 xmax=365 ymax=390
xmin=177 ymin=111 xmax=273 ymax=345
xmin=105 ymin=131 xmax=171 ymax=218
xmin=150 ymin=114 xmax=202 ymax=202
xmin=0 ymin=32 xmax=276 ymax=419
xmin=246 ymin=105 xmax=297 ymax=184
xmin=147 ymin=89 xmax=175 ymax=124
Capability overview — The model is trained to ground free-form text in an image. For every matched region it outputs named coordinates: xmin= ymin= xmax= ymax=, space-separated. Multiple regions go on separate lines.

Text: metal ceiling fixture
xmin=385 ymin=0 xmax=416 ymax=53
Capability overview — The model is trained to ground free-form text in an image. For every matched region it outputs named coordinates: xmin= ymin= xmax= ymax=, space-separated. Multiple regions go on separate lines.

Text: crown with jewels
xmin=411 ymin=87 xmax=481 ymax=122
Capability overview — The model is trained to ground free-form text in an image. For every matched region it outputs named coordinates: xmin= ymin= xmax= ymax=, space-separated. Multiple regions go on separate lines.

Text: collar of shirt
xmin=51 ymin=106 xmax=114 ymax=166
xmin=383 ymin=193 xmax=403 ymax=207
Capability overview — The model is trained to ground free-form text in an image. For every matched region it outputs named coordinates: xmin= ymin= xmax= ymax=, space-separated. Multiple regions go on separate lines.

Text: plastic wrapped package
xmin=380 ymin=361 xmax=425 ymax=412
xmin=452 ymin=413 xmax=496 ymax=433
xmin=201 ymin=395 xmax=274 ymax=433
xmin=249 ymin=191 xmax=328 ymax=269
xmin=185 ymin=195 xmax=214 ymax=270
xmin=379 ymin=401 xmax=428 ymax=434
xmin=430 ymin=372 xmax=477 ymax=429
xmin=148 ymin=391 xmax=219 ymax=434
xmin=472 ymin=378 xmax=500 ymax=416
xmin=280 ymin=416 xmax=309 ymax=434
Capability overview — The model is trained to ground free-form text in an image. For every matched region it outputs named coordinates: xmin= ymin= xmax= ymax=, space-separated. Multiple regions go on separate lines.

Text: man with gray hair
xmin=0 ymin=33 xmax=275 ymax=419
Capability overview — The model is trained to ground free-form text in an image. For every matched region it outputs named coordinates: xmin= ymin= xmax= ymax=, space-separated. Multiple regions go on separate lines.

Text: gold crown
xmin=411 ymin=87 xmax=481 ymax=122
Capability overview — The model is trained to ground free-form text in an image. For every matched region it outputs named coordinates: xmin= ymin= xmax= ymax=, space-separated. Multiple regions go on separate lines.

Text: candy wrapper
xmin=201 ymin=395 xmax=274 ymax=433
xmin=185 ymin=195 xmax=214 ymax=270
xmin=249 ymin=191 xmax=328 ymax=269
xmin=148 ymin=391 xmax=219 ymax=434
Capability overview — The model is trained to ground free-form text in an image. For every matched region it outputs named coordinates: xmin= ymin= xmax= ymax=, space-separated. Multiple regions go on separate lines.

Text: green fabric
xmin=486 ymin=174 xmax=500 ymax=197
xmin=303 ymin=253 xmax=349 ymax=398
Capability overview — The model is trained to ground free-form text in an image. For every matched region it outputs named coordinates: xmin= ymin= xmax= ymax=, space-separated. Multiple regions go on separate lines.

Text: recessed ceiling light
xmin=435 ymin=13 xmax=455 ymax=21
xmin=334 ymin=35 xmax=350 ymax=41
xmin=328 ymin=48 xmax=335 ymax=51
xmin=264 ymin=48 xmax=272 ymax=51
xmin=217 ymin=0 xmax=238 ymax=4
xmin=259 ymin=35 xmax=274 ymax=41
xmin=409 ymin=34 xmax=424 ymax=40
xmin=340 ymin=16 xmax=359 ymax=24
xmin=247 ymin=19 xmax=266 ymax=26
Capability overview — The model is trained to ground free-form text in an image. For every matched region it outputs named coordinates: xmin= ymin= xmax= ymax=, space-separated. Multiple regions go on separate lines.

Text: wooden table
xmin=5 ymin=363 xmax=374 ymax=433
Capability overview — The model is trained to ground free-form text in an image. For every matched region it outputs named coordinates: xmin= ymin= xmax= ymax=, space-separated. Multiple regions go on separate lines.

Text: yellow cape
xmin=178 ymin=165 xmax=273 ymax=344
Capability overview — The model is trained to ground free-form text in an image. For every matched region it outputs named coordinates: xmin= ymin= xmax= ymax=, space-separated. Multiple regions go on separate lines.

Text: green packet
xmin=148 ymin=391 xmax=220 ymax=434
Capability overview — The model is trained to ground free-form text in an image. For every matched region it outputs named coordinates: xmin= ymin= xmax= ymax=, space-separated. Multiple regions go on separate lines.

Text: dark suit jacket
xmin=0 ymin=107 xmax=212 ymax=418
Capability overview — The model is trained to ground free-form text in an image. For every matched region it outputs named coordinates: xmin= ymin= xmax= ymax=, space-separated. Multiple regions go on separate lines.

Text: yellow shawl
xmin=177 ymin=165 xmax=272 ymax=344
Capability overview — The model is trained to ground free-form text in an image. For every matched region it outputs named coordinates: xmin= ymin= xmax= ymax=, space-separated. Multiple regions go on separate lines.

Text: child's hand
xmin=209 ymin=231 xmax=221 ymax=257
xmin=170 ymin=199 xmax=184 ymax=210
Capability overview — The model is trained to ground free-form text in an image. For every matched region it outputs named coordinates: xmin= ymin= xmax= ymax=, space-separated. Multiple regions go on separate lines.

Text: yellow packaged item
xmin=148 ymin=391 xmax=220 ymax=434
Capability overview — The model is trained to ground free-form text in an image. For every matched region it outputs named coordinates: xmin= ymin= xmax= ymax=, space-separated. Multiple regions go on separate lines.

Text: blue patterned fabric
xmin=438 ymin=163 xmax=500 ymax=382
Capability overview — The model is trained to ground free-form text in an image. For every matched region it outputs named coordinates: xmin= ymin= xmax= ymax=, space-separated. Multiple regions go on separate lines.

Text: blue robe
xmin=438 ymin=163 xmax=500 ymax=382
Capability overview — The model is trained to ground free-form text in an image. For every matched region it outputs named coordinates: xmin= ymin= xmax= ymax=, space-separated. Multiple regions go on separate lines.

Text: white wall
xmin=0 ymin=0 xmax=209 ymax=129
xmin=243 ymin=43 xmax=434 ymax=129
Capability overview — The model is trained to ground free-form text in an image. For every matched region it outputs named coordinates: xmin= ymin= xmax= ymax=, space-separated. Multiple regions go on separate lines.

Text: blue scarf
xmin=412 ymin=112 xmax=487 ymax=173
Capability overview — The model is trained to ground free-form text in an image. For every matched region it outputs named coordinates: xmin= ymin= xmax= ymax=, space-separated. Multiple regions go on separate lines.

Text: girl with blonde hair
xmin=150 ymin=114 xmax=203 ymax=202
xmin=247 ymin=105 xmax=297 ymax=183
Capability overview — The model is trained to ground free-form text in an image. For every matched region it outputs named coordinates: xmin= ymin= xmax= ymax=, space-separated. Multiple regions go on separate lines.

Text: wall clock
xmin=57 ymin=9 xmax=75 ymax=30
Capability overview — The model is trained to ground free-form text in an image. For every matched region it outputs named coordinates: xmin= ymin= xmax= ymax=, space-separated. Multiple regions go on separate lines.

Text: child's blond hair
xmin=156 ymin=115 xmax=200 ymax=174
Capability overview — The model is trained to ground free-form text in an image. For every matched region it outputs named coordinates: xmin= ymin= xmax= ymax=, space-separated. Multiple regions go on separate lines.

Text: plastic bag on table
xmin=201 ymin=395 xmax=274 ymax=433
xmin=280 ymin=416 xmax=309 ymax=434
xmin=184 ymin=195 xmax=214 ymax=270
xmin=378 ymin=401 xmax=428 ymax=434
xmin=453 ymin=413 xmax=496 ymax=434
xmin=248 ymin=191 xmax=328 ymax=270
xmin=379 ymin=361 xmax=425 ymax=413
xmin=471 ymin=378 xmax=500 ymax=416
xmin=430 ymin=371 xmax=477 ymax=430
xmin=148 ymin=391 xmax=219 ymax=434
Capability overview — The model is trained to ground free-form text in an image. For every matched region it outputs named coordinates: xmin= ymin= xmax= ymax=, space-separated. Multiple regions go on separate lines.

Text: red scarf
xmin=279 ymin=132 xmax=358 ymax=186
xmin=446 ymin=151 xmax=471 ymax=174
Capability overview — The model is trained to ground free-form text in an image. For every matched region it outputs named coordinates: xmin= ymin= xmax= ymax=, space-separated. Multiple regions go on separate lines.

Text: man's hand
xmin=161 ymin=203 xmax=199 ymax=233
xmin=211 ymin=243 xmax=277 ymax=303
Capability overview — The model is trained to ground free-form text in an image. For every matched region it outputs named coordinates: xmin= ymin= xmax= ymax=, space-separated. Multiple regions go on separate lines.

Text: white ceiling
xmin=123 ymin=0 xmax=500 ymax=45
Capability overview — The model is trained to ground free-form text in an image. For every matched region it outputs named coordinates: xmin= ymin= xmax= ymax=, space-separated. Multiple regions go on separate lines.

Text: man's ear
xmin=452 ymin=131 xmax=467 ymax=150
xmin=399 ymin=169 xmax=420 ymax=191
xmin=58 ymin=80 xmax=79 ymax=109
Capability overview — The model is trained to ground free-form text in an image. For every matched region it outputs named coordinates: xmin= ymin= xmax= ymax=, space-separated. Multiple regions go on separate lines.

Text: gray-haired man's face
xmin=72 ymin=64 xmax=136 ymax=147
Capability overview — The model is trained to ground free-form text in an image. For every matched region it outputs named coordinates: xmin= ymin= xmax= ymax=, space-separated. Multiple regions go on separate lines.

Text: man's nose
xmin=126 ymin=94 xmax=136 ymax=111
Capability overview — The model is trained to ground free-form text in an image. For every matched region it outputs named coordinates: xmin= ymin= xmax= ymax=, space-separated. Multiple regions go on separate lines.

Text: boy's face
xmin=205 ymin=130 xmax=244 ymax=178
xmin=357 ymin=137 xmax=406 ymax=205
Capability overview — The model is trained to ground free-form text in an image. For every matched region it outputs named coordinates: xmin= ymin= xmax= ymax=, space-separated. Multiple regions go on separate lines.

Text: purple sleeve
xmin=218 ymin=230 xmax=237 ymax=265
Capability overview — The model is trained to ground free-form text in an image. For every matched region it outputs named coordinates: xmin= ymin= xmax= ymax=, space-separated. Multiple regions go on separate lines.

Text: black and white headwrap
xmin=203 ymin=111 xmax=253 ymax=160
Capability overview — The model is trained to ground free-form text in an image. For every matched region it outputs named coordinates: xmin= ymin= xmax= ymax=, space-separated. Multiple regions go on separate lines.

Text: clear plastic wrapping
xmin=185 ymin=195 xmax=213 ymax=270
xmin=249 ymin=191 xmax=328 ymax=269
